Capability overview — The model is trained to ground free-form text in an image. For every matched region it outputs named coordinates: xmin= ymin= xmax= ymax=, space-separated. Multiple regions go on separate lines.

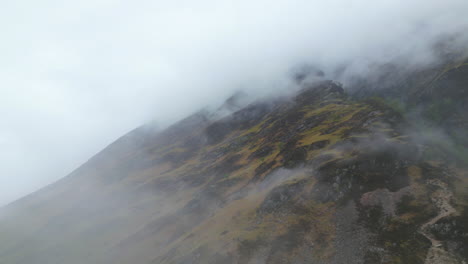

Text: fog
xmin=0 ymin=0 xmax=467 ymax=205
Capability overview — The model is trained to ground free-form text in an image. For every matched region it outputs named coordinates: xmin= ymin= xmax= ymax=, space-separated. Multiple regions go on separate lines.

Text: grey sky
xmin=0 ymin=0 xmax=467 ymax=205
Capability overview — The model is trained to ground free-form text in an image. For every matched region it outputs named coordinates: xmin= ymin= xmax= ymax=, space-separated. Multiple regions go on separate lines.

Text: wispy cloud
xmin=0 ymin=0 xmax=467 ymax=205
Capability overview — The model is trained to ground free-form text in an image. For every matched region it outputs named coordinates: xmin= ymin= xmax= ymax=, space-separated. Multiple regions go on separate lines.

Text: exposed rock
xmin=360 ymin=187 xmax=412 ymax=216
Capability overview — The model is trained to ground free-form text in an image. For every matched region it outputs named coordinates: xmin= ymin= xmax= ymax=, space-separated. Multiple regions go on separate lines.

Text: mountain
xmin=0 ymin=58 xmax=467 ymax=264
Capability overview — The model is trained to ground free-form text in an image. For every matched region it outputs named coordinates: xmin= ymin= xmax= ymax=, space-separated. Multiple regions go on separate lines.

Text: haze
xmin=0 ymin=0 xmax=467 ymax=205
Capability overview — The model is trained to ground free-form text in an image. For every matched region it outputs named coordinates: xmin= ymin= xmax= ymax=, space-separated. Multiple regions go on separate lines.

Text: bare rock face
xmin=332 ymin=201 xmax=371 ymax=264
xmin=360 ymin=187 xmax=411 ymax=216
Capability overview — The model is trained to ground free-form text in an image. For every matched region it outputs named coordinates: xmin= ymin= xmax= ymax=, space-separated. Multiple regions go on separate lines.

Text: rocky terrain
xmin=0 ymin=57 xmax=467 ymax=264
xmin=419 ymin=179 xmax=458 ymax=264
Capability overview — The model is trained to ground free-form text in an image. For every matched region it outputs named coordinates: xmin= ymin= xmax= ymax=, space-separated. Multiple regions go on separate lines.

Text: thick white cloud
xmin=0 ymin=0 xmax=467 ymax=205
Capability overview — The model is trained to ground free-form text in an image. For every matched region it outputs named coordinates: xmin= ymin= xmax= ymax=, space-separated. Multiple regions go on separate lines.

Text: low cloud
xmin=0 ymin=0 xmax=467 ymax=205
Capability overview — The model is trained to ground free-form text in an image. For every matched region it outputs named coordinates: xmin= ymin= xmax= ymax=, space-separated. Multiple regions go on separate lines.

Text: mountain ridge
xmin=0 ymin=60 xmax=468 ymax=263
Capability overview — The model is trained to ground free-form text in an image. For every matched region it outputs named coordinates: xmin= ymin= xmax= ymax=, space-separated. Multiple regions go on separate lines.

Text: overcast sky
xmin=0 ymin=0 xmax=467 ymax=205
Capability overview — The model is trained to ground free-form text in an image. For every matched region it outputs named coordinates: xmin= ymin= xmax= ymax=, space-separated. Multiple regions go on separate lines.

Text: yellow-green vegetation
xmin=241 ymin=118 xmax=270 ymax=135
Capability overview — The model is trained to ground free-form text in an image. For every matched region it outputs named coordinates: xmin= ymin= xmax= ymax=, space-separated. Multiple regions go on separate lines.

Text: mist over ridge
xmin=1 ymin=0 xmax=467 ymax=206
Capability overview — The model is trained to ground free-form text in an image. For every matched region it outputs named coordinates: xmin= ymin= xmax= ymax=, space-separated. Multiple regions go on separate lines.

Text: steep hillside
xmin=0 ymin=74 xmax=467 ymax=263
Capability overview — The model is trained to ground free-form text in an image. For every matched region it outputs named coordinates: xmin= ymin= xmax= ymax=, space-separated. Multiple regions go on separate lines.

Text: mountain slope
xmin=0 ymin=74 xmax=467 ymax=263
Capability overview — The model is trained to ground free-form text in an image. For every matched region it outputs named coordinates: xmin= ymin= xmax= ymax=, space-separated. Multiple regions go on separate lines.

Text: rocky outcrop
xmin=360 ymin=187 xmax=411 ymax=216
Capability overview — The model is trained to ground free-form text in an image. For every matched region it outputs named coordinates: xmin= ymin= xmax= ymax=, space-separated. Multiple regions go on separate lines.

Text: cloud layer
xmin=0 ymin=0 xmax=467 ymax=205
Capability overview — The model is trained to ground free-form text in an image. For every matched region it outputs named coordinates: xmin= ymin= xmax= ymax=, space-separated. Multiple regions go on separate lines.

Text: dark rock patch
xmin=257 ymin=180 xmax=307 ymax=215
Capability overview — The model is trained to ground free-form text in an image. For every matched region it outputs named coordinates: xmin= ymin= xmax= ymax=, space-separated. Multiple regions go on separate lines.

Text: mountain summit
xmin=0 ymin=60 xmax=468 ymax=264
